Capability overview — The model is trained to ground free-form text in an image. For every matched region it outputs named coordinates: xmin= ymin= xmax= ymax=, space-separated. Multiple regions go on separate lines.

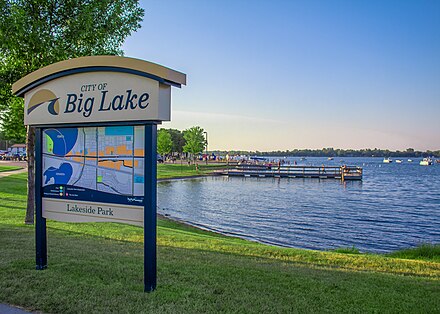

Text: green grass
xmin=331 ymin=246 xmax=361 ymax=254
xmin=0 ymin=165 xmax=22 ymax=172
xmin=1 ymin=173 xmax=439 ymax=313
xmin=387 ymin=243 xmax=440 ymax=262
xmin=157 ymin=162 xmax=226 ymax=179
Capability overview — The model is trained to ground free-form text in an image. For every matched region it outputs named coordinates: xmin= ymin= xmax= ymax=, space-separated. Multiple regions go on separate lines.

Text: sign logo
xmin=28 ymin=89 xmax=60 ymax=116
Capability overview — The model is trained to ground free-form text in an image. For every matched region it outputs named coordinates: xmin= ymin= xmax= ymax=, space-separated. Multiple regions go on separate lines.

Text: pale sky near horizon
xmin=123 ymin=0 xmax=440 ymax=151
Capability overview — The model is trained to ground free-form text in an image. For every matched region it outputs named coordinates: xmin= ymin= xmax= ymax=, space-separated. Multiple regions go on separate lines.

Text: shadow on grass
xmin=8 ymin=221 xmax=436 ymax=279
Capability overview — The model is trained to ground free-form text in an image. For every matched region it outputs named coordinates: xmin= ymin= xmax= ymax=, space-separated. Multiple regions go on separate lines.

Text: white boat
xmin=383 ymin=158 xmax=392 ymax=163
xmin=327 ymin=157 xmax=334 ymax=161
xmin=395 ymin=159 xmax=403 ymax=163
xmin=407 ymin=159 xmax=413 ymax=162
xmin=420 ymin=158 xmax=432 ymax=166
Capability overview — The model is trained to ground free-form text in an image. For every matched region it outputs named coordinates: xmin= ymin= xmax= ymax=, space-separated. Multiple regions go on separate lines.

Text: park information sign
xmin=42 ymin=125 xmax=146 ymax=226
xmin=12 ymin=56 xmax=186 ymax=292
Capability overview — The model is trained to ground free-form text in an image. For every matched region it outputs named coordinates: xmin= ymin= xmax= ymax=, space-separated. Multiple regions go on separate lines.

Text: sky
xmin=123 ymin=0 xmax=440 ymax=151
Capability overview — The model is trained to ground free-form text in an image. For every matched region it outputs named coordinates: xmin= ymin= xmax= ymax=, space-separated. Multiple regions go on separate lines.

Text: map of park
xmin=42 ymin=126 xmax=145 ymax=198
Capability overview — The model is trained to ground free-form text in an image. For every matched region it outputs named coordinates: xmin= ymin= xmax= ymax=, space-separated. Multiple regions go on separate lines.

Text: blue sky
xmin=123 ymin=0 xmax=440 ymax=151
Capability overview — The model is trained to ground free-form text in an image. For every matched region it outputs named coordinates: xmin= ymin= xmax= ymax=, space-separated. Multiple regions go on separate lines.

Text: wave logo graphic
xmin=27 ymin=89 xmax=60 ymax=116
xmin=127 ymin=197 xmax=143 ymax=203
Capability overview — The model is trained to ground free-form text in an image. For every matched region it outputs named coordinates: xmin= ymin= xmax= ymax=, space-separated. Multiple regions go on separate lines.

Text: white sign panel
xmin=24 ymin=71 xmax=171 ymax=125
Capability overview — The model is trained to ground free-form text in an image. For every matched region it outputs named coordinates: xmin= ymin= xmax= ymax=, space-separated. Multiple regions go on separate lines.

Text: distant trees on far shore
xmin=157 ymin=128 xmax=439 ymax=159
xmin=209 ymin=148 xmax=440 ymax=158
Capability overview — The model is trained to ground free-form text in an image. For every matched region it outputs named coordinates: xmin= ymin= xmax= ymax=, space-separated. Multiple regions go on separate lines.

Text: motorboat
xmin=420 ymin=158 xmax=432 ymax=166
xmin=383 ymin=158 xmax=392 ymax=163
xmin=327 ymin=157 xmax=334 ymax=160
xmin=395 ymin=159 xmax=403 ymax=163
xmin=407 ymin=159 xmax=413 ymax=162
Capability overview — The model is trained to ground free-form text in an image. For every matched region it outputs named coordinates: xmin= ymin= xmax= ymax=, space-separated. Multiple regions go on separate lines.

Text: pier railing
xmin=220 ymin=164 xmax=362 ymax=181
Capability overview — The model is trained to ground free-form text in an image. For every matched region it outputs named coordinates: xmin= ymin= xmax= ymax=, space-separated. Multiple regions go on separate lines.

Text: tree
xmin=157 ymin=129 xmax=172 ymax=157
xmin=183 ymin=126 xmax=207 ymax=161
xmin=167 ymin=128 xmax=185 ymax=154
xmin=0 ymin=0 xmax=144 ymax=224
xmin=0 ymin=97 xmax=25 ymax=143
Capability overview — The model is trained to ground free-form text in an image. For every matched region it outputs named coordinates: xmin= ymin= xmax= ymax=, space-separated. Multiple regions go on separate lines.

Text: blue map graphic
xmin=45 ymin=128 xmax=78 ymax=156
xmin=43 ymin=163 xmax=73 ymax=184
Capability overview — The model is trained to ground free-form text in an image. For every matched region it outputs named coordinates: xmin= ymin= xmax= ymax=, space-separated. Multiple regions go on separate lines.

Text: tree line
xmin=210 ymin=147 xmax=440 ymax=158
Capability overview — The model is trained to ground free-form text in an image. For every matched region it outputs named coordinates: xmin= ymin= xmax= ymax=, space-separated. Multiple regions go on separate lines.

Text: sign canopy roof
xmin=12 ymin=56 xmax=186 ymax=97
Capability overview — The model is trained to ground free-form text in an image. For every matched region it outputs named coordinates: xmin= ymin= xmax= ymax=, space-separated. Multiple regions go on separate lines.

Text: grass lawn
xmin=0 ymin=165 xmax=22 ymax=172
xmin=157 ymin=162 xmax=226 ymax=179
xmin=0 ymin=173 xmax=439 ymax=313
xmin=0 ymin=162 xmax=218 ymax=177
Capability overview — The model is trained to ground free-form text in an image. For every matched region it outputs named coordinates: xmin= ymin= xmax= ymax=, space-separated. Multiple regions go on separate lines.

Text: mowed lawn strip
xmin=0 ymin=173 xmax=439 ymax=313
xmin=0 ymin=165 xmax=22 ymax=172
xmin=157 ymin=162 xmax=226 ymax=179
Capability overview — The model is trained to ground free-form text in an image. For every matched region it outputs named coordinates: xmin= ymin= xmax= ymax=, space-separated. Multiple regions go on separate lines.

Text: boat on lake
xmin=420 ymin=158 xmax=433 ymax=166
xmin=327 ymin=157 xmax=334 ymax=160
xmin=408 ymin=159 xmax=413 ymax=162
xmin=383 ymin=158 xmax=392 ymax=163
xmin=395 ymin=159 xmax=403 ymax=163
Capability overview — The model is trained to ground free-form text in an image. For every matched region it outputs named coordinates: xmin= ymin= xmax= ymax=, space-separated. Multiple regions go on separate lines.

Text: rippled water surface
xmin=158 ymin=157 xmax=440 ymax=252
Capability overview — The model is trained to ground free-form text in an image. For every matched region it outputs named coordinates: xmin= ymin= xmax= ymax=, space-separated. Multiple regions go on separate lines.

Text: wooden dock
xmin=219 ymin=164 xmax=363 ymax=181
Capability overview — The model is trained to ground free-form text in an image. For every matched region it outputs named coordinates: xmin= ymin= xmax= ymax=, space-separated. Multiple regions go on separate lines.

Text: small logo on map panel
xmin=127 ymin=197 xmax=143 ymax=203
xmin=27 ymin=89 xmax=60 ymax=115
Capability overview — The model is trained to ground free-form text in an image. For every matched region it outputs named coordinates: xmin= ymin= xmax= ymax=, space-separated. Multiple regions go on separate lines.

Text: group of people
xmin=0 ymin=153 xmax=26 ymax=161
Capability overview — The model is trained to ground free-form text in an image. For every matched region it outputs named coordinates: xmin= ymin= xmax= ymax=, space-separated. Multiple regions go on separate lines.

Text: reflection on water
xmin=158 ymin=157 xmax=440 ymax=253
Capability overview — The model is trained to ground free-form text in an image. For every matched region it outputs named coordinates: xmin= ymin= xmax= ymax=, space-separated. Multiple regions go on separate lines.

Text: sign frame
xmin=13 ymin=56 xmax=186 ymax=293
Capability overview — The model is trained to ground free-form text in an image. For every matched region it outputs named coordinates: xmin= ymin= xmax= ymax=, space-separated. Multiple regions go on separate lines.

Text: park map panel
xmin=42 ymin=126 xmax=145 ymax=206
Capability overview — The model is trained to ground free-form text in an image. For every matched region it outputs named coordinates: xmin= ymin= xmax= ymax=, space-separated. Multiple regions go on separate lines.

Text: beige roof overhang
xmin=12 ymin=55 xmax=186 ymax=97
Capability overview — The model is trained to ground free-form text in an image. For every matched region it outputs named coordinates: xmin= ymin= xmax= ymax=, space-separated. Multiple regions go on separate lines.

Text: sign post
xmin=12 ymin=56 xmax=186 ymax=292
xmin=35 ymin=127 xmax=47 ymax=270
xmin=144 ymin=123 xmax=157 ymax=291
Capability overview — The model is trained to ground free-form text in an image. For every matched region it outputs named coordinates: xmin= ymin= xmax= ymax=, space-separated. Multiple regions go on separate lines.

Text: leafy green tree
xmin=167 ymin=128 xmax=186 ymax=155
xmin=157 ymin=129 xmax=173 ymax=157
xmin=0 ymin=98 xmax=25 ymax=143
xmin=183 ymin=126 xmax=206 ymax=161
xmin=0 ymin=0 xmax=144 ymax=224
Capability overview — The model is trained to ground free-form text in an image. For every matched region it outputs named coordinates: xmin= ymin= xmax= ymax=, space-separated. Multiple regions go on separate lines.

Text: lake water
xmin=157 ymin=157 xmax=440 ymax=253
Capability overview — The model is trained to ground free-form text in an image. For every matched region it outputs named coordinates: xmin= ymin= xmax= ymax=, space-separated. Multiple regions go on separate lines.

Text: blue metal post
xmin=144 ymin=123 xmax=157 ymax=292
xmin=35 ymin=127 xmax=47 ymax=269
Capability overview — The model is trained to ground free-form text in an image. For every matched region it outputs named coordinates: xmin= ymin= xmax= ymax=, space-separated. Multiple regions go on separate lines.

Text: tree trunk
xmin=25 ymin=126 xmax=35 ymax=225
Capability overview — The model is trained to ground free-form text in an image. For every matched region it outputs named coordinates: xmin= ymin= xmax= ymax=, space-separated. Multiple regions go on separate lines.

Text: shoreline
xmin=157 ymin=212 xmax=292 ymax=250
xmin=157 ymin=173 xmax=217 ymax=182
